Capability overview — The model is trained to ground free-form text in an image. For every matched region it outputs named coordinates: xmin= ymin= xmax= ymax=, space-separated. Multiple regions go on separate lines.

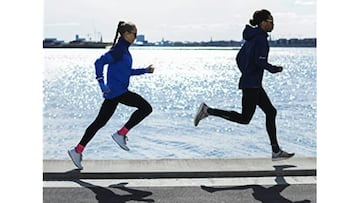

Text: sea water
xmin=43 ymin=47 xmax=316 ymax=159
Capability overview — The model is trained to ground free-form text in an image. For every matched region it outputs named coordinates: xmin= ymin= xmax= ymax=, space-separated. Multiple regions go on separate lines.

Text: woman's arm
xmin=94 ymin=53 xmax=114 ymax=93
xmin=131 ymin=64 xmax=155 ymax=75
xmin=253 ymin=37 xmax=281 ymax=73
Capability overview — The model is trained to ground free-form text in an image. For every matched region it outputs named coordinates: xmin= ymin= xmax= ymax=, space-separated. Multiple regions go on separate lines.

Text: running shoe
xmin=112 ymin=133 xmax=130 ymax=151
xmin=68 ymin=148 xmax=83 ymax=170
xmin=272 ymin=149 xmax=295 ymax=161
xmin=194 ymin=102 xmax=209 ymax=127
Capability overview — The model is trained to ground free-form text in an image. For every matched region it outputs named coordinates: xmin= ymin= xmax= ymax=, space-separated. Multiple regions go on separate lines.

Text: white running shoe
xmin=68 ymin=148 xmax=83 ymax=170
xmin=194 ymin=102 xmax=209 ymax=127
xmin=112 ymin=133 xmax=130 ymax=151
xmin=272 ymin=149 xmax=295 ymax=161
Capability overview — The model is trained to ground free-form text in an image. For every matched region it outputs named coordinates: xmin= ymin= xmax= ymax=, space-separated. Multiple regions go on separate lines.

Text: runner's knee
xmin=239 ymin=118 xmax=251 ymax=124
xmin=143 ymin=103 xmax=152 ymax=116
xmin=235 ymin=111 xmax=252 ymax=124
xmin=267 ymin=107 xmax=277 ymax=118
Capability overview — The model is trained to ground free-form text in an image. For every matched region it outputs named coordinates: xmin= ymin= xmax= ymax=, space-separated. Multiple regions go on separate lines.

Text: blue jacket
xmin=94 ymin=38 xmax=150 ymax=99
xmin=236 ymin=25 xmax=280 ymax=89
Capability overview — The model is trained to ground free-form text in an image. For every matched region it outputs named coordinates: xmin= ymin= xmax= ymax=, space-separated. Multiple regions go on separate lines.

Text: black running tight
xmin=79 ymin=91 xmax=152 ymax=147
xmin=207 ymin=88 xmax=279 ymax=147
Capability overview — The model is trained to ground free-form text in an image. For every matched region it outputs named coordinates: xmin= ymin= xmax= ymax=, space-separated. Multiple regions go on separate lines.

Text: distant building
xmin=43 ymin=38 xmax=64 ymax=46
xmin=70 ymin=34 xmax=86 ymax=43
xmin=134 ymin=34 xmax=149 ymax=45
xmin=136 ymin=34 xmax=145 ymax=42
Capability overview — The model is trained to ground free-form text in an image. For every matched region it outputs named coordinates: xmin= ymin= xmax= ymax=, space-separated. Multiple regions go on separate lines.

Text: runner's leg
xmin=207 ymin=88 xmax=258 ymax=124
xmin=257 ymin=88 xmax=280 ymax=152
xmin=118 ymin=91 xmax=152 ymax=131
xmin=78 ymin=99 xmax=118 ymax=147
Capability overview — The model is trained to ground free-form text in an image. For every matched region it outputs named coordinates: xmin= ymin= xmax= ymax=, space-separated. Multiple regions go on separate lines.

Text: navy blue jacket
xmin=94 ymin=38 xmax=150 ymax=99
xmin=236 ymin=25 xmax=280 ymax=89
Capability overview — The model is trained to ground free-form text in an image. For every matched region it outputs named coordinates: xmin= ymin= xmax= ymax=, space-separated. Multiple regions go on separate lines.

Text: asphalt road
xmin=43 ymin=182 xmax=315 ymax=203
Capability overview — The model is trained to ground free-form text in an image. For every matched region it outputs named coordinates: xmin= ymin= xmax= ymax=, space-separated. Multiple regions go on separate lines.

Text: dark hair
xmin=249 ymin=9 xmax=271 ymax=26
xmin=112 ymin=21 xmax=137 ymax=47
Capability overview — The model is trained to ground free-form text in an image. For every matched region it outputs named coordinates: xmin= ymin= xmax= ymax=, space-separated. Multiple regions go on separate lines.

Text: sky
xmin=44 ymin=0 xmax=316 ymax=42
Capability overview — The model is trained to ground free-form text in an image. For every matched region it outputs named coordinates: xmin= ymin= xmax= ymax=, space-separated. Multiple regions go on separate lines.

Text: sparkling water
xmin=43 ymin=47 xmax=316 ymax=159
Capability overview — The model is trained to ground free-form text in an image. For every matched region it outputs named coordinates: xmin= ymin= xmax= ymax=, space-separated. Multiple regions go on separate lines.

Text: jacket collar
xmin=118 ymin=37 xmax=131 ymax=48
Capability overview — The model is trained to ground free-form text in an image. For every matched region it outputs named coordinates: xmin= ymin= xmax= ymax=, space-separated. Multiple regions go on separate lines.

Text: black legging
xmin=79 ymin=91 xmax=152 ymax=147
xmin=207 ymin=88 xmax=279 ymax=147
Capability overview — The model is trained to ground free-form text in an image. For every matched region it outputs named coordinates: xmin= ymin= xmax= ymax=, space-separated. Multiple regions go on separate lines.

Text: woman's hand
xmin=147 ymin=64 xmax=155 ymax=73
xmin=99 ymin=82 xmax=111 ymax=93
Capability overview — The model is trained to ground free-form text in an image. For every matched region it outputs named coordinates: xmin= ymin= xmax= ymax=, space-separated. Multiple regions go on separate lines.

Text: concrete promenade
xmin=43 ymin=157 xmax=316 ymax=202
xmin=44 ymin=157 xmax=316 ymax=180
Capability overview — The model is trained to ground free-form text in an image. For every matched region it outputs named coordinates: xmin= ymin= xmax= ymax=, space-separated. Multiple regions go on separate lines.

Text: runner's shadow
xmin=72 ymin=179 xmax=154 ymax=203
xmin=201 ymin=165 xmax=311 ymax=203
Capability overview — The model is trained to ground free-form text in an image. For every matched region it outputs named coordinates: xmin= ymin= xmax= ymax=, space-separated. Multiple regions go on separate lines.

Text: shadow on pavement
xmin=201 ymin=165 xmax=311 ymax=203
xmin=72 ymin=178 xmax=154 ymax=203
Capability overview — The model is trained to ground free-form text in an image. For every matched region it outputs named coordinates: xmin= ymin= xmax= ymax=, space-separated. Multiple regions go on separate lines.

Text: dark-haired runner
xmin=68 ymin=21 xmax=154 ymax=169
xmin=194 ymin=9 xmax=294 ymax=161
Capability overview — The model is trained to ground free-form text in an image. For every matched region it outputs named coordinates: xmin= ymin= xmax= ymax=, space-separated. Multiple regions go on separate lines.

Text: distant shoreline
xmin=43 ymin=42 xmax=111 ymax=49
xmin=43 ymin=43 xmax=316 ymax=49
xmin=43 ymin=38 xmax=316 ymax=49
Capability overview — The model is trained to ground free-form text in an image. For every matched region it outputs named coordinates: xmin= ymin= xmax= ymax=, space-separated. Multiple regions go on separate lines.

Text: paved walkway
xmin=43 ymin=157 xmax=316 ymax=180
xmin=44 ymin=157 xmax=316 ymax=202
xmin=44 ymin=183 xmax=316 ymax=203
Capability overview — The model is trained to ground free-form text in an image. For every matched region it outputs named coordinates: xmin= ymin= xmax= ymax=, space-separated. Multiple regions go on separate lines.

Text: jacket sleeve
xmin=131 ymin=68 xmax=150 ymax=76
xmin=94 ymin=52 xmax=114 ymax=79
xmin=254 ymin=37 xmax=279 ymax=73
